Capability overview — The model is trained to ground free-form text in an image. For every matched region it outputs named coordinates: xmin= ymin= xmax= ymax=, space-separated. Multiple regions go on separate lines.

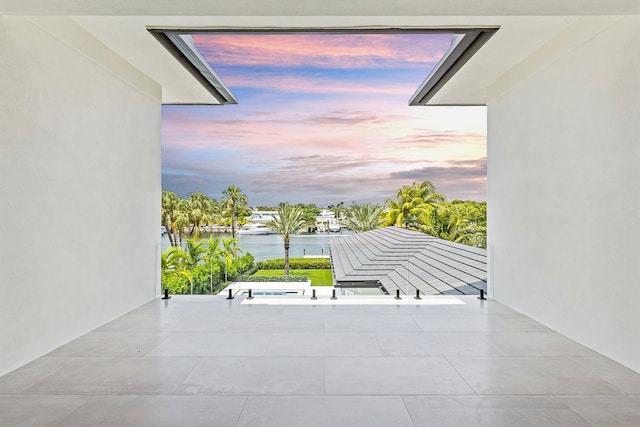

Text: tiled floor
xmin=1 ymin=295 xmax=639 ymax=426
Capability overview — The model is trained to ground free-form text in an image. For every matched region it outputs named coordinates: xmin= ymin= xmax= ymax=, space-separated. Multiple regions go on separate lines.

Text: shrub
xmin=235 ymin=275 xmax=309 ymax=282
xmin=257 ymin=258 xmax=330 ymax=270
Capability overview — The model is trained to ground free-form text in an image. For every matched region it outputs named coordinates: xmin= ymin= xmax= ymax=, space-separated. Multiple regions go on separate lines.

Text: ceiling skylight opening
xmin=149 ymin=28 xmax=497 ymax=106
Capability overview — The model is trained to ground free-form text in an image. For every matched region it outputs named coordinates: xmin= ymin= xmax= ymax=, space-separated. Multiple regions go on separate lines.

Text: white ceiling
xmin=3 ymin=1 xmax=636 ymax=105
xmin=2 ymin=0 xmax=639 ymax=16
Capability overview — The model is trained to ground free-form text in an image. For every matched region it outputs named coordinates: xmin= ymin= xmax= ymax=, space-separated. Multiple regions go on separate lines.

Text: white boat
xmin=328 ymin=222 xmax=341 ymax=232
xmin=238 ymin=223 xmax=274 ymax=235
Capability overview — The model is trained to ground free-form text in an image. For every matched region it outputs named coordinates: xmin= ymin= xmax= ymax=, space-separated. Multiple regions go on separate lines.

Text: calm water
xmin=161 ymin=231 xmax=351 ymax=261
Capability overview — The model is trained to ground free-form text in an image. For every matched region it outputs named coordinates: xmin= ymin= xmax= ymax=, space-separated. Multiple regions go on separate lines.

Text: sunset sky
xmin=161 ymin=33 xmax=487 ymax=207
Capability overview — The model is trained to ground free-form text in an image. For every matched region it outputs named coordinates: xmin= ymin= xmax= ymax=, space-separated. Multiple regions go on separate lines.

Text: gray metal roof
xmin=329 ymin=227 xmax=487 ymax=296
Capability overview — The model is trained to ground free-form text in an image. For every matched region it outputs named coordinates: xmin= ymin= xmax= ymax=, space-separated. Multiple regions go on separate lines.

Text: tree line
xmin=161 ymin=185 xmax=250 ymax=246
xmin=161 ymin=180 xmax=486 ymax=294
xmin=334 ymin=181 xmax=486 ymax=248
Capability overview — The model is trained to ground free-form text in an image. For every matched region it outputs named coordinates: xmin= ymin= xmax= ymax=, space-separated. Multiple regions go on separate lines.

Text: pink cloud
xmin=193 ymin=34 xmax=452 ymax=69
xmin=219 ymin=72 xmax=416 ymax=96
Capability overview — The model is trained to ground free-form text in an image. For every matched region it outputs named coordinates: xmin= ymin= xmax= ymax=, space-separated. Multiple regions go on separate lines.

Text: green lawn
xmin=253 ymin=269 xmax=333 ymax=286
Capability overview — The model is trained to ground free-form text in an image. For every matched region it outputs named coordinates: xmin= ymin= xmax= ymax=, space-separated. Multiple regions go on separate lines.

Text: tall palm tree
xmin=220 ymin=238 xmax=242 ymax=282
xmin=384 ymin=181 xmax=444 ymax=230
xmin=186 ymin=193 xmax=213 ymax=239
xmin=161 ymin=190 xmax=181 ymax=247
xmin=173 ymin=198 xmax=190 ymax=247
xmin=268 ymin=203 xmax=306 ymax=275
xmin=222 ymin=185 xmax=248 ymax=238
xmin=342 ymin=203 xmax=384 ymax=232
xmin=207 ymin=198 xmax=221 ymax=228
xmin=161 ymin=190 xmax=191 ymax=247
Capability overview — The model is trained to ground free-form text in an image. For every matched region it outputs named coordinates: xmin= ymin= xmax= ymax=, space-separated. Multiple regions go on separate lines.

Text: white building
xmin=247 ymin=209 xmax=279 ymax=223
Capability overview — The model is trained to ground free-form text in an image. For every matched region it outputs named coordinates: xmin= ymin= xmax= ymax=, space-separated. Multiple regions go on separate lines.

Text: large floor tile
xmin=443 ymin=298 xmax=521 ymax=315
xmin=561 ymin=395 xmax=640 ymax=427
xmin=145 ymin=332 xmax=272 ymax=357
xmin=0 ymin=357 xmax=69 ymax=393
xmin=325 ymin=314 xmax=421 ymax=332
xmin=571 ymin=356 xmax=640 ymax=394
xmin=280 ymin=305 xmax=328 ymax=316
xmin=325 ymin=357 xmax=473 ymax=394
xmin=376 ymin=332 xmax=502 ymax=357
xmin=26 ymin=357 xmax=199 ymax=394
xmin=57 ymin=395 xmax=247 ymax=427
xmin=48 ymin=332 xmax=170 ymax=357
xmin=175 ymin=357 xmax=324 ymax=395
xmin=403 ymin=395 xmax=591 ymax=427
xmin=413 ymin=314 xmax=551 ymax=332
xmin=237 ymin=395 xmax=414 ymax=427
xmin=94 ymin=314 xmax=167 ymax=332
xmin=481 ymin=331 xmax=599 ymax=356
xmin=265 ymin=332 xmax=382 ymax=357
xmin=230 ymin=314 xmax=325 ymax=332
xmin=95 ymin=312 xmax=241 ymax=333
xmin=363 ymin=304 xmax=453 ymax=315
xmin=0 ymin=394 xmax=88 ymax=427
xmin=448 ymin=356 xmax=625 ymax=394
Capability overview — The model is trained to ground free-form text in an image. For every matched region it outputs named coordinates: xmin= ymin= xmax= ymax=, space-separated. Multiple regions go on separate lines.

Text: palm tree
xmin=268 ymin=203 xmax=306 ymax=275
xmin=204 ymin=236 xmax=223 ymax=293
xmin=342 ymin=203 xmax=384 ymax=232
xmin=186 ymin=193 xmax=213 ymax=239
xmin=182 ymin=239 xmax=206 ymax=294
xmin=222 ymin=185 xmax=248 ymax=238
xmin=161 ymin=192 xmax=190 ymax=247
xmin=161 ymin=190 xmax=186 ymax=247
xmin=220 ymin=238 xmax=242 ymax=282
xmin=184 ymin=238 xmax=206 ymax=269
xmin=173 ymin=198 xmax=190 ymax=247
xmin=160 ymin=246 xmax=193 ymax=294
xmin=427 ymin=205 xmax=487 ymax=248
xmin=384 ymin=181 xmax=444 ymax=230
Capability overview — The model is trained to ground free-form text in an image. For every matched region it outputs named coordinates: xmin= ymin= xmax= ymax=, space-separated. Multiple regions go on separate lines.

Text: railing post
xmin=395 ymin=289 xmax=402 ymax=300
xmin=162 ymin=288 xmax=171 ymax=300
xmin=311 ymin=289 xmax=317 ymax=300
xmin=478 ymin=289 xmax=487 ymax=300
xmin=247 ymin=289 xmax=254 ymax=300
xmin=331 ymin=289 xmax=337 ymax=300
xmin=414 ymin=289 xmax=422 ymax=300
xmin=226 ymin=288 xmax=234 ymax=300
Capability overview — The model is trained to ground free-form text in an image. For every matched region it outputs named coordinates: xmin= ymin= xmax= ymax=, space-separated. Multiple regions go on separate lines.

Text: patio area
xmin=1 ymin=295 xmax=639 ymax=426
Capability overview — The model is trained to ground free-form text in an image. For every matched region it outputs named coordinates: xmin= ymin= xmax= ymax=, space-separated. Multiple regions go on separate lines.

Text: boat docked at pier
xmin=237 ymin=222 xmax=275 ymax=235
xmin=328 ymin=221 xmax=341 ymax=232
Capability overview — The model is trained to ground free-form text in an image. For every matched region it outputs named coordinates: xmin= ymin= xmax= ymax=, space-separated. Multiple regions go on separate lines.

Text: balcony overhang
xmin=12 ymin=10 xmax=627 ymax=105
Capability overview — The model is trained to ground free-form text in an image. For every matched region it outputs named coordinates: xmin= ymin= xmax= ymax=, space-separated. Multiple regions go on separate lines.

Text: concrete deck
xmin=1 ymin=295 xmax=639 ymax=426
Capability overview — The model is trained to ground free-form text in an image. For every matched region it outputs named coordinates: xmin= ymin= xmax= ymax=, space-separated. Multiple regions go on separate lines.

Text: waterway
xmin=161 ymin=231 xmax=352 ymax=261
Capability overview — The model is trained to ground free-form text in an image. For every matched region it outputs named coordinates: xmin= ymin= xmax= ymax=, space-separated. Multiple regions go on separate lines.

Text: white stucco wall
xmin=488 ymin=17 xmax=640 ymax=371
xmin=0 ymin=17 xmax=161 ymax=376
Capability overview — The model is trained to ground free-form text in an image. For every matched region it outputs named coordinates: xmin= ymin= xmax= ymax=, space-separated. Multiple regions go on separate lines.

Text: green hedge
xmin=235 ymin=275 xmax=308 ymax=282
xmin=257 ymin=258 xmax=330 ymax=270
xmin=243 ymin=265 xmax=259 ymax=276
